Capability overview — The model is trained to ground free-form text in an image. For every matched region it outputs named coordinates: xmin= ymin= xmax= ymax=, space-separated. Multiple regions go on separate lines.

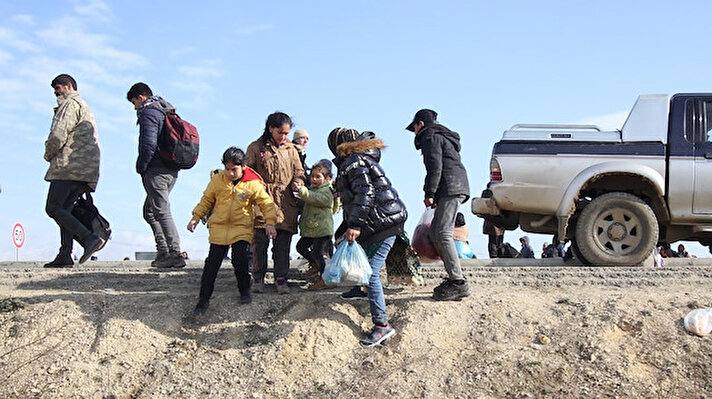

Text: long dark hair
xmin=261 ymin=112 xmax=292 ymax=144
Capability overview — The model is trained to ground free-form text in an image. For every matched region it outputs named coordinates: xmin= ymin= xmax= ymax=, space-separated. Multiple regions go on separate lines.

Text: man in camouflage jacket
xmin=44 ymin=74 xmax=104 ymax=267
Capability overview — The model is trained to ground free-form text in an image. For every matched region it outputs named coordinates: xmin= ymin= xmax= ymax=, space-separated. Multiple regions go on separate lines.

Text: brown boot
xmin=301 ymin=265 xmax=321 ymax=279
xmin=306 ymin=277 xmax=332 ymax=291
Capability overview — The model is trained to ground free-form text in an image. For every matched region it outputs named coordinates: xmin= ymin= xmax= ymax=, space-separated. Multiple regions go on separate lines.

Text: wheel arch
xmin=554 ymin=162 xmax=667 ymax=239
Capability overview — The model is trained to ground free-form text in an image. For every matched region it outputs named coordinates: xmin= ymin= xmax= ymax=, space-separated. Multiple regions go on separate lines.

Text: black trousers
xmin=488 ymin=234 xmax=504 ymax=258
xmin=199 ymin=241 xmax=251 ymax=301
xmin=252 ymin=229 xmax=292 ymax=281
xmin=45 ymin=180 xmax=92 ymax=257
xmin=296 ymin=236 xmax=332 ymax=273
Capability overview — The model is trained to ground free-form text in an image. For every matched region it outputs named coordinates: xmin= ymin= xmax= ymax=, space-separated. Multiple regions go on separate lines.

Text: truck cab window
xmin=685 ymin=99 xmax=712 ymax=143
xmin=705 ymin=102 xmax=712 ymax=142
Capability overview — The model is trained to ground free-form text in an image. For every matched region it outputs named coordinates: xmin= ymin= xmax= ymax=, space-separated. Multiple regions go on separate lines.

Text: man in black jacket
xmin=407 ymin=109 xmax=471 ymax=301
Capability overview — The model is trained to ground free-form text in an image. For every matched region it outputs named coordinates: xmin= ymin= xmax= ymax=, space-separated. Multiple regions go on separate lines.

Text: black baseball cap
xmin=406 ymin=109 xmax=438 ymax=132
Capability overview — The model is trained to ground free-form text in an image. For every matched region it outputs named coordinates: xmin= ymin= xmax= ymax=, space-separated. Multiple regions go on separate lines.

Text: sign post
xmin=12 ymin=223 xmax=24 ymax=261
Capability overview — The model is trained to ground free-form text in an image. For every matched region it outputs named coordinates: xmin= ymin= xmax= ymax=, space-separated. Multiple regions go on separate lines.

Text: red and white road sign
xmin=12 ymin=223 xmax=24 ymax=248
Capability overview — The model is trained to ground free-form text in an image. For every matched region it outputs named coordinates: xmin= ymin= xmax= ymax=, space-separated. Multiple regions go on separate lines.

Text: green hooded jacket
xmin=298 ymin=182 xmax=335 ymax=238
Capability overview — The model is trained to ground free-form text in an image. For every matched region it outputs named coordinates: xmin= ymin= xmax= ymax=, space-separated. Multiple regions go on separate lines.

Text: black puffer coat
xmin=333 ymin=133 xmax=407 ymax=248
xmin=414 ymin=122 xmax=470 ymax=202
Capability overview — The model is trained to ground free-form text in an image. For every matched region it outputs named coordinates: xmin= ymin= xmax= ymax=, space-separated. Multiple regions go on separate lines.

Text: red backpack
xmin=158 ymin=111 xmax=199 ymax=169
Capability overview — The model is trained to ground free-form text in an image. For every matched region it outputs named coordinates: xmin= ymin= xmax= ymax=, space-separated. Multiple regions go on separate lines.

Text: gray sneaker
xmin=252 ymin=279 xmax=265 ymax=293
xmin=360 ymin=324 xmax=396 ymax=347
xmin=432 ymin=280 xmax=471 ymax=301
xmin=276 ymin=277 xmax=289 ymax=295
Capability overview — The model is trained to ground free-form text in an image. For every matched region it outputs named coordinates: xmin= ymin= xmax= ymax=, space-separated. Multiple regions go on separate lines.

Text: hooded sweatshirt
xmin=135 ymin=96 xmax=176 ymax=174
xmin=414 ymin=122 xmax=470 ymax=202
xmin=298 ymin=181 xmax=335 ymax=238
xmin=520 ymin=236 xmax=535 ymax=258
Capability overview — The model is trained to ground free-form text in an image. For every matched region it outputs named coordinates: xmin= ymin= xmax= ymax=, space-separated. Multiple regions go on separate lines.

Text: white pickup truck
xmin=472 ymin=94 xmax=712 ymax=265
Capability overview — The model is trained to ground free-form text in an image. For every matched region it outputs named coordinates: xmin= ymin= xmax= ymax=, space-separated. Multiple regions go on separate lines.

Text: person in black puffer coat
xmin=328 ymin=127 xmax=407 ymax=347
xmin=406 ymin=109 xmax=471 ymax=301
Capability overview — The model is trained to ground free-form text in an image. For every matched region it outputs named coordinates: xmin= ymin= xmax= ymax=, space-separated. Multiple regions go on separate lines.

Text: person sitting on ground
xmin=660 ymin=243 xmax=680 ymax=258
xmin=541 ymin=242 xmax=550 ymax=258
xmin=519 ymin=236 xmax=535 ymax=258
xmin=187 ymin=147 xmax=277 ymax=315
xmin=453 ymin=212 xmax=475 ymax=259
xmin=544 ymin=234 xmax=565 ymax=258
xmin=677 ymin=244 xmax=692 ymax=258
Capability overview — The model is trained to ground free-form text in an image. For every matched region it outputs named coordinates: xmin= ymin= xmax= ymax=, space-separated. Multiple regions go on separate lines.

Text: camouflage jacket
xmin=44 ymin=92 xmax=100 ymax=190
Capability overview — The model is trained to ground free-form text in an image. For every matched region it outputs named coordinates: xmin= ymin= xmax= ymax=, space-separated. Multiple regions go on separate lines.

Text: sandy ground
xmin=1 ymin=258 xmax=712 ymax=398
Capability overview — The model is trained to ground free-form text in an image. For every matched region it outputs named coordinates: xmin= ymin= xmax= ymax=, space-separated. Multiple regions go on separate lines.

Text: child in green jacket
xmin=297 ymin=161 xmax=336 ymax=290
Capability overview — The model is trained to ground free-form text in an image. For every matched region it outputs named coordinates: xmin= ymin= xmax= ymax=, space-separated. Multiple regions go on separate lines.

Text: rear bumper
xmin=472 ymin=196 xmax=521 ymax=230
xmin=471 ymin=197 xmax=501 ymax=216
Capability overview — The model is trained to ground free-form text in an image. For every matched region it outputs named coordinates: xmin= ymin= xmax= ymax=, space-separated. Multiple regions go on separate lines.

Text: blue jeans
xmin=367 ymin=235 xmax=396 ymax=326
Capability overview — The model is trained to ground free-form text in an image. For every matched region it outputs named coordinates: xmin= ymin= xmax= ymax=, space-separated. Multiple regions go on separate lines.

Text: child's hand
xmin=187 ymin=219 xmax=199 ymax=232
xmin=344 ymin=228 xmax=360 ymax=243
xmin=265 ymin=225 xmax=277 ymax=239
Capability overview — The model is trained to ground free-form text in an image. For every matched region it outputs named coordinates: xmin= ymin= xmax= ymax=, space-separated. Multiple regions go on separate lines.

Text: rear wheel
xmin=574 ymin=192 xmax=658 ymax=266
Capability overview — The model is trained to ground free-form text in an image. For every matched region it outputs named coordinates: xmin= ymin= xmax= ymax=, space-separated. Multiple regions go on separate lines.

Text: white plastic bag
xmin=323 ymin=240 xmax=372 ymax=286
xmin=684 ymin=308 xmax=712 ymax=337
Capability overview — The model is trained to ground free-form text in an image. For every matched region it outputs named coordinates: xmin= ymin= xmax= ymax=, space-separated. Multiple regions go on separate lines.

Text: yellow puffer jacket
xmin=191 ymin=167 xmax=277 ymax=245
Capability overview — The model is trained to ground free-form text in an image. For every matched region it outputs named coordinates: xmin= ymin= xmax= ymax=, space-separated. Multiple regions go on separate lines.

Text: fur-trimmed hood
xmin=336 ymin=137 xmax=385 ymax=158
xmin=332 ymin=131 xmax=407 ymax=248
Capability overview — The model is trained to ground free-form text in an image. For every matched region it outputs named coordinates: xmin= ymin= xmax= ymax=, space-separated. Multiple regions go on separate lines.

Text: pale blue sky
xmin=1 ymin=0 xmax=710 ymax=260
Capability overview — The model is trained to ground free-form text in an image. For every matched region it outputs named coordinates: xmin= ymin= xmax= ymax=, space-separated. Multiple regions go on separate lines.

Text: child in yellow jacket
xmin=187 ymin=147 xmax=277 ymax=315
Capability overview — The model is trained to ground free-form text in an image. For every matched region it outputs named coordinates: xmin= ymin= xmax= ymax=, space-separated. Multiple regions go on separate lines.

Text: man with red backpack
xmin=127 ymin=82 xmax=185 ymax=269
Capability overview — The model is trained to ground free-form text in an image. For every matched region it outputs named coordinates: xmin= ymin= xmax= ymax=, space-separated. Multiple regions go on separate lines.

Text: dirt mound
xmin=1 ymin=261 xmax=712 ymax=398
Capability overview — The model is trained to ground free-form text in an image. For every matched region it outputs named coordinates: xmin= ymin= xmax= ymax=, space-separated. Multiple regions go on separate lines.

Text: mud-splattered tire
xmin=575 ymin=192 xmax=658 ymax=266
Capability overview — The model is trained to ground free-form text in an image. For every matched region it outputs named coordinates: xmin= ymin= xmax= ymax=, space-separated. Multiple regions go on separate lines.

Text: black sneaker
xmin=341 ymin=286 xmax=367 ymax=300
xmin=79 ymin=234 xmax=105 ymax=264
xmin=151 ymin=251 xmax=169 ymax=267
xmin=433 ymin=280 xmax=471 ymax=301
xmin=360 ymin=323 xmax=396 ymax=347
xmin=193 ymin=299 xmax=209 ymax=316
xmin=433 ymin=278 xmax=453 ymax=294
xmin=153 ymin=252 xmax=186 ymax=269
xmin=172 ymin=254 xmax=187 ymax=269
xmin=240 ymin=294 xmax=252 ymax=304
